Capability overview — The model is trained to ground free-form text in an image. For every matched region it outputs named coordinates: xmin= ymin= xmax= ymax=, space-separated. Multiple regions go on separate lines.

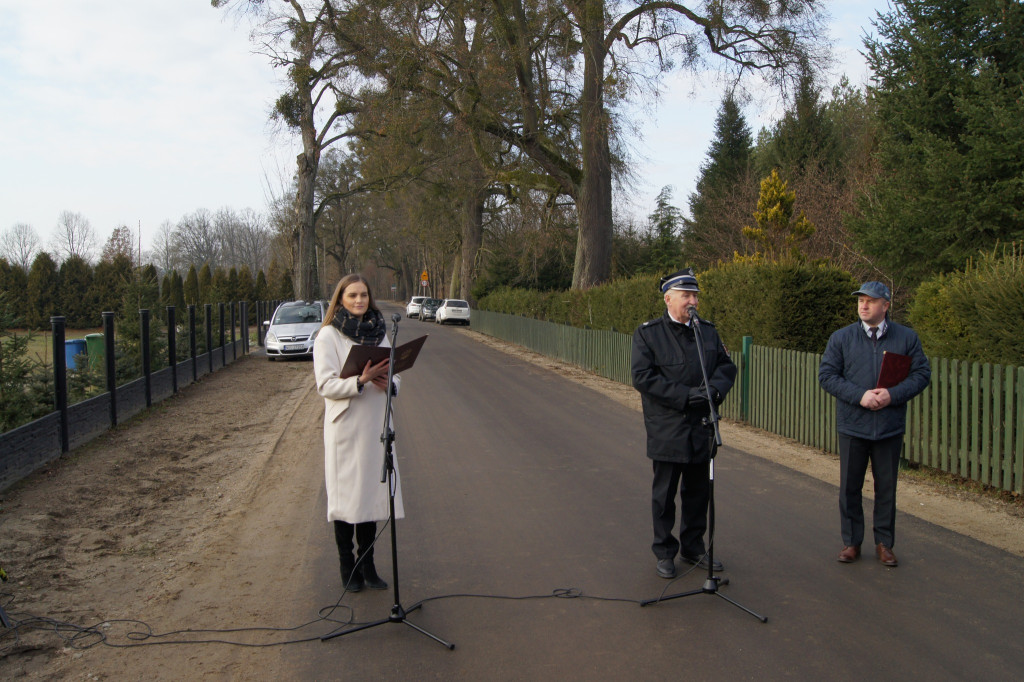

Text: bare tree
xmin=214 ymin=0 xmax=368 ymax=300
xmin=51 ymin=210 xmax=97 ymax=263
xmin=174 ymin=209 xmax=220 ymax=268
xmin=150 ymin=220 xmax=180 ymax=274
xmin=100 ymin=225 xmax=136 ymax=264
xmin=214 ymin=207 xmax=241 ymax=268
xmin=0 ymin=223 xmax=40 ymax=272
xmin=352 ymin=0 xmax=828 ymax=288
xmin=235 ymin=208 xmax=273 ymax=274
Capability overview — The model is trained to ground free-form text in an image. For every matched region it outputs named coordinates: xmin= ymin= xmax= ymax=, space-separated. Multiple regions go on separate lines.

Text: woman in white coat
xmin=313 ymin=274 xmax=402 ymax=592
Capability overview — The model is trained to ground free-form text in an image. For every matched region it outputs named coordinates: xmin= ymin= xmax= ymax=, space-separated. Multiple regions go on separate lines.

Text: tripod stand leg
xmin=321 ymin=603 xmax=454 ymax=648
xmin=714 ymin=592 xmax=768 ymax=623
xmin=403 ymin=619 xmax=455 ymax=649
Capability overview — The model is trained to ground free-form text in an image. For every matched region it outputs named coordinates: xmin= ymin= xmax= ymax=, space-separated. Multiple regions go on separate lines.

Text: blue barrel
xmin=65 ymin=339 xmax=88 ymax=370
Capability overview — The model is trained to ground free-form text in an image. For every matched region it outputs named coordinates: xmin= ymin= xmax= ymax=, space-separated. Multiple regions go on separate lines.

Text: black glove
xmin=687 ymin=385 xmax=721 ymax=407
xmin=687 ymin=386 xmax=710 ymax=407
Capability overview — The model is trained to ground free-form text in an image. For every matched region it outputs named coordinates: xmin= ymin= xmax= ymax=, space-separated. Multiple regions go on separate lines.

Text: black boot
xmin=356 ymin=522 xmax=388 ymax=590
xmin=334 ymin=521 xmax=364 ymax=593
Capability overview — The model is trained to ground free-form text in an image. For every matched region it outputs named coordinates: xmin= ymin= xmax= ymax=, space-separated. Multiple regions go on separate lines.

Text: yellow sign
xmin=420 ymin=270 xmax=429 ymax=281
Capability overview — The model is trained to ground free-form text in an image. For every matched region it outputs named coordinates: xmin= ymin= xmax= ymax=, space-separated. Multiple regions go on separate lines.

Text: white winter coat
xmin=313 ymin=324 xmax=404 ymax=523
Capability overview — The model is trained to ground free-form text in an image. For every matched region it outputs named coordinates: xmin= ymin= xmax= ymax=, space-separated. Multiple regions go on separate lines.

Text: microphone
xmin=687 ymin=306 xmax=700 ymax=325
xmin=391 ymin=313 xmax=401 ymax=323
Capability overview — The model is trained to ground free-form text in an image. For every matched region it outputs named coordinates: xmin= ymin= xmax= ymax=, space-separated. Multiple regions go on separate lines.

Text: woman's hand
xmin=359 ymin=358 xmax=390 ymax=390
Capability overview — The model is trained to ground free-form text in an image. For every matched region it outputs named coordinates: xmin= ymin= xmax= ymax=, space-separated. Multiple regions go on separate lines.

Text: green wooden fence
xmin=472 ymin=309 xmax=1023 ymax=494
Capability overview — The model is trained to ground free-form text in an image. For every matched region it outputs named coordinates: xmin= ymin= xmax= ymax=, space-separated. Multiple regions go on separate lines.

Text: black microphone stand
xmin=640 ymin=308 xmax=767 ymax=623
xmin=322 ymin=313 xmax=454 ymax=649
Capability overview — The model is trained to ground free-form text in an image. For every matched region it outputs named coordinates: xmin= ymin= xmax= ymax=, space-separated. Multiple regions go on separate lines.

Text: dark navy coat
xmin=818 ymin=320 xmax=931 ymax=440
xmin=631 ymin=314 xmax=737 ymax=463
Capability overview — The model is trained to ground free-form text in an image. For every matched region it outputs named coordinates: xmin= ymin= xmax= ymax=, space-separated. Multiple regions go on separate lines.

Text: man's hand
xmin=859 ymin=388 xmax=891 ymax=410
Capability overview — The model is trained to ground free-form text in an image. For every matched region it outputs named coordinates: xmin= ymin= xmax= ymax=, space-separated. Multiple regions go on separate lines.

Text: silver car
xmin=264 ymin=301 xmax=326 ymax=360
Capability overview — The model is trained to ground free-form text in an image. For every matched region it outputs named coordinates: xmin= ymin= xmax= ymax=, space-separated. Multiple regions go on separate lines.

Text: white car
xmin=406 ymin=296 xmax=426 ymax=318
xmin=436 ymin=299 xmax=471 ymax=326
xmin=264 ymin=301 xmax=326 ymax=360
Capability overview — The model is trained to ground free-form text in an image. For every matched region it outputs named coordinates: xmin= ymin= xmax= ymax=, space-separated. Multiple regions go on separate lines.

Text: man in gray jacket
xmin=819 ymin=281 xmax=930 ymax=567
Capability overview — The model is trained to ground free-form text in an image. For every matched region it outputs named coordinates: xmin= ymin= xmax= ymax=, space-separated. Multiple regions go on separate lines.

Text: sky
xmin=0 ymin=1 xmax=892 ymax=256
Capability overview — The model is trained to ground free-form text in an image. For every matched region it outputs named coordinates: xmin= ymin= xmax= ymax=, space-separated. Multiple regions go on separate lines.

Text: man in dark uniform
xmin=631 ymin=268 xmax=736 ymax=579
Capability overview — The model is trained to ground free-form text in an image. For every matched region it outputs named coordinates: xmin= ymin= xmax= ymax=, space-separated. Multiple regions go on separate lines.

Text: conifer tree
xmin=184 ymin=265 xmax=200 ymax=306
xmin=198 ymin=263 xmax=213 ymax=304
xmin=741 ymin=170 xmax=815 ymax=262
xmin=26 ymin=252 xmax=59 ymax=329
xmin=58 ymin=255 xmax=95 ymax=327
xmin=684 ymin=93 xmax=755 ymax=267
xmin=853 ymin=0 xmax=1024 ymax=283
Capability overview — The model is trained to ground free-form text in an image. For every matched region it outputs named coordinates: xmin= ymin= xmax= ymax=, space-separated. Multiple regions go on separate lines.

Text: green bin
xmin=85 ymin=333 xmax=105 ymax=371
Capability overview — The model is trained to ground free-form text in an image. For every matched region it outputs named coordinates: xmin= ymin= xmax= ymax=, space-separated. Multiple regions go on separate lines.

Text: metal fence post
xmin=103 ymin=311 xmax=117 ymax=426
xmin=167 ymin=306 xmax=177 ymax=394
xmin=230 ymin=301 xmax=237 ymax=361
xmin=241 ymin=301 xmax=249 ymax=354
xmin=140 ymin=309 xmax=151 ymax=408
xmin=51 ymin=316 xmax=69 ymax=453
xmin=188 ymin=304 xmax=197 ymax=382
xmin=205 ymin=303 xmax=213 ymax=375
xmin=219 ymin=301 xmax=226 ymax=367
xmin=258 ymin=301 xmax=266 ymax=347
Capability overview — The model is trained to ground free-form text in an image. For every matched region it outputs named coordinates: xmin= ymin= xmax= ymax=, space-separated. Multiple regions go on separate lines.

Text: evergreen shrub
xmin=478 ymin=275 xmax=663 ymax=333
xmin=479 ymin=264 xmax=855 ymax=352
xmin=694 ymin=260 xmax=856 ymax=353
xmin=909 ymin=244 xmax=1024 ymax=366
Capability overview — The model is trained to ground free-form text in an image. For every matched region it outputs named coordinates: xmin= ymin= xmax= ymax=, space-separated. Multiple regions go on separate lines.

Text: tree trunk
xmin=459 ymin=185 xmax=486 ymax=303
xmin=293 ymin=145 xmax=319 ymax=301
xmin=572 ymin=1 xmax=613 ymax=290
xmin=450 ymin=250 xmax=462 ymax=298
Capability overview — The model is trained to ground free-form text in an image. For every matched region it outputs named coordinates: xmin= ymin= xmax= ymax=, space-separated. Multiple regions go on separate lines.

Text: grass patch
xmin=902 ymin=460 xmax=1024 ymax=513
xmin=8 ymin=327 xmax=101 ymax=366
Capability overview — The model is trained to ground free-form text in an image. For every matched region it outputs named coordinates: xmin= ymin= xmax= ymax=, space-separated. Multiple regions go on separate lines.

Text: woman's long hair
xmin=321 ymin=274 xmax=379 ymax=329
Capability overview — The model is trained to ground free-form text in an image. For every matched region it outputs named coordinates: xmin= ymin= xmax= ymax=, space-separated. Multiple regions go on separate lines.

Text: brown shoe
xmin=837 ymin=545 xmax=861 ymax=563
xmin=876 ymin=543 xmax=898 ymax=567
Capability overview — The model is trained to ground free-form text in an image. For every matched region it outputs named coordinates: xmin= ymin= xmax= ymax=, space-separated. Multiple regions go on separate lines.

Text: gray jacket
xmin=818 ymin=320 xmax=931 ymax=440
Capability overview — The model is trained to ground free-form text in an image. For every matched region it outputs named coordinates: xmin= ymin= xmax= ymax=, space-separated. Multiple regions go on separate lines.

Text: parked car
xmin=264 ymin=300 xmax=326 ymax=360
xmin=418 ymin=298 xmax=442 ymax=321
xmin=436 ymin=299 xmax=471 ymax=325
xmin=406 ymin=296 xmax=427 ymax=318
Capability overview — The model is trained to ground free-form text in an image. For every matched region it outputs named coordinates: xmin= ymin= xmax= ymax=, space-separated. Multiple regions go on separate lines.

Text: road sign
xmin=421 ymin=270 xmax=429 ymax=281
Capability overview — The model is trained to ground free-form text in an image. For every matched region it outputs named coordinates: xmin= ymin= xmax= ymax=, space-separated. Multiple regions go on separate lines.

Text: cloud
xmin=0 ymin=1 xmax=288 ymax=244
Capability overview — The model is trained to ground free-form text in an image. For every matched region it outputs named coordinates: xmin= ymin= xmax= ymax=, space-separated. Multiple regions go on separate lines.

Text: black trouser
xmin=838 ymin=433 xmax=903 ymax=548
xmin=651 ymin=459 xmax=711 ymax=560
xmin=333 ymin=520 xmax=377 ymax=563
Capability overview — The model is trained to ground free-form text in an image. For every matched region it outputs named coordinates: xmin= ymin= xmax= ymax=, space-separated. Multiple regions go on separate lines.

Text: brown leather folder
xmin=341 ymin=335 xmax=428 ymax=378
xmin=876 ymin=350 xmax=911 ymax=389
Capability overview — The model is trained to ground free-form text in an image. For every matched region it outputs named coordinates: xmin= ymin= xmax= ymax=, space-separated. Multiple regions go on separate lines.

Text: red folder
xmin=876 ymin=351 xmax=911 ymax=389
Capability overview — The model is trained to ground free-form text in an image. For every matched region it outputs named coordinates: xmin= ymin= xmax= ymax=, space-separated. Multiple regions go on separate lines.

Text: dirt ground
xmin=1 ymin=329 xmax=1022 ymax=679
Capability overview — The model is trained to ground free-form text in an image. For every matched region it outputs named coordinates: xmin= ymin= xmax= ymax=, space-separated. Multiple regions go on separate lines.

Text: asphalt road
xmin=274 ymin=305 xmax=1024 ymax=680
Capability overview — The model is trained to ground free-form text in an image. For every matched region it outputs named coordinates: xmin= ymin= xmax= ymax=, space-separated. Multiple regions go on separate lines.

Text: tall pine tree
xmin=853 ymin=0 xmax=1024 ymax=284
xmin=684 ymin=93 xmax=755 ymax=267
